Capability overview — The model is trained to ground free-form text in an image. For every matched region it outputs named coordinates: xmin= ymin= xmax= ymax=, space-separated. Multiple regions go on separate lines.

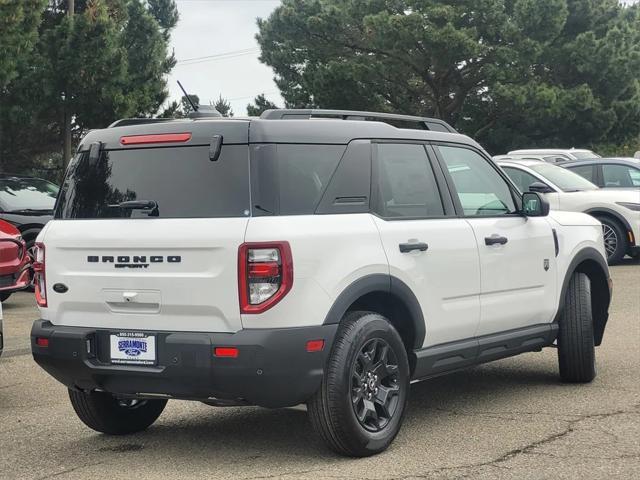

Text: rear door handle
xmin=399 ymin=242 xmax=429 ymax=253
xmin=485 ymin=234 xmax=508 ymax=246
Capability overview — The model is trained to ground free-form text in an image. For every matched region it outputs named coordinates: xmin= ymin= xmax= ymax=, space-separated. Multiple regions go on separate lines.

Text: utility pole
xmin=62 ymin=0 xmax=75 ymax=169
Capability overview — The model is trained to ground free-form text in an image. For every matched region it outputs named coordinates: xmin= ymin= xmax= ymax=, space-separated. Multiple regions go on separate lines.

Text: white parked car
xmin=498 ymin=159 xmax=640 ymax=263
xmin=31 ymin=109 xmax=612 ymax=457
xmin=507 ymin=149 xmax=600 ymax=164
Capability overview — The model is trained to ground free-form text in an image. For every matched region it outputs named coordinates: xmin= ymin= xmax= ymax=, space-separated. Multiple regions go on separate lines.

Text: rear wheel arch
xmin=557 ymin=248 xmax=611 ymax=346
xmin=323 ymin=274 xmax=425 ymax=356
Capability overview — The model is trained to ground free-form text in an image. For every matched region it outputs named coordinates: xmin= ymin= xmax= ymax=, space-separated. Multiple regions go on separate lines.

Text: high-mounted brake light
xmin=33 ymin=242 xmax=47 ymax=307
xmin=238 ymin=242 xmax=293 ymax=314
xmin=119 ymin=133 xmax=192 ymax=145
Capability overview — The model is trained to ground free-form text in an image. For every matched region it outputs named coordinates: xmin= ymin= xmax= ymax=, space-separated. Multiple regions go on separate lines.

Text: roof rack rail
xmin=108 ymin=118 xmax=176 ymax=128
xmin=260 ymin=109 xmax=456 ymax=133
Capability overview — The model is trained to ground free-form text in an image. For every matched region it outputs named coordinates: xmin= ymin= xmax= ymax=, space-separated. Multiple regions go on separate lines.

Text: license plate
xmin=110 ymin=332 xmax=156 ymax=365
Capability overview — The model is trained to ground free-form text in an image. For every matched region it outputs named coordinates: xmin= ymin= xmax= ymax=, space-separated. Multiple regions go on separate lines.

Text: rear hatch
xmin=40 ymin=120 xmax=250 ymax=333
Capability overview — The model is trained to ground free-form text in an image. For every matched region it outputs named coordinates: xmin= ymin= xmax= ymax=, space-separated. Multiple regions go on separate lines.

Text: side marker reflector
xmin=36 ymin=337 xmax=49 ymax=348
xmin=306 ymin=340 xmax=324 ymax=352
xmin=214 ymin=347 xmax=239 ymax=358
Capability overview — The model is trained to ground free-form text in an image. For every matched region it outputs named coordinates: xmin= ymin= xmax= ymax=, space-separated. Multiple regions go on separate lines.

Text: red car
xmin=0 ymin=219 xmax=31 ymax=302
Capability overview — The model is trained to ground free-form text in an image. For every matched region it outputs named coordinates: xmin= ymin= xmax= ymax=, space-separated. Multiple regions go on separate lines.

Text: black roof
xmin=79 ymin=109 xmax=477 ymax=152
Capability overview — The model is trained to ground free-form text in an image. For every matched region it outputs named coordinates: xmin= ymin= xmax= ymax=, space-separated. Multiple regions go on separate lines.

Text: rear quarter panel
xmin=242 ymin=214 xmax=388 ymax=329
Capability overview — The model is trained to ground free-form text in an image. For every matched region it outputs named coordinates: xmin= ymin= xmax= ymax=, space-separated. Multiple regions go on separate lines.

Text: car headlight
xmin=616 ymin=202 xmax=640 ymax=211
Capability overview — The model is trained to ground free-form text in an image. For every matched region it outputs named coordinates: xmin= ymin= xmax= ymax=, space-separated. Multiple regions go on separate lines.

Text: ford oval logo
xmin=124 ymin=348 xmax=141 ymax=356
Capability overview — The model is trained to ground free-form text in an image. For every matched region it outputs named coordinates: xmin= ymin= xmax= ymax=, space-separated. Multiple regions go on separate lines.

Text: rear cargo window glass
xmin=55 ymin=145 xmax=249 ymax=219
xmin=251 ymin=144 xmax=345 ymax=215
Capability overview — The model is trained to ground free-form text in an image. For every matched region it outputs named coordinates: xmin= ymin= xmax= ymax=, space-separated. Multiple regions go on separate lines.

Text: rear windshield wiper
xmin=108 ymin=200 xmax=158 ymax=210
xmin=5 ymin=208 xmax=53 ymax=215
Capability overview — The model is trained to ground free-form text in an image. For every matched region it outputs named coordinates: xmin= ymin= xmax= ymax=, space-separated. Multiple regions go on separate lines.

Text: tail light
xmin=33 ymin=242 xmax=46 ymax=307
xmin=238 ymin=242 xmax=293 ymax=314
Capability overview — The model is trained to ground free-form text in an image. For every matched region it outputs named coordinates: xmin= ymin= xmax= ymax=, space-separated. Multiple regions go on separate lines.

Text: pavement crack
xmin=36 ymin=461 xmax=105 ymax=480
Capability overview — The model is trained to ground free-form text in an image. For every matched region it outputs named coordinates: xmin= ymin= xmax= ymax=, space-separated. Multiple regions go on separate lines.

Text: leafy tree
xmin=158 ymin=94 xmax=199 ymax=118
xmin=213 ymin=95 xmax=233 ymax=117
xmin=257 ymin=0 xmax=640 ymax=153
xmin=0 ymin=0 xmax=179 ymax=173
xmin=247 ymin=94 xmax=278 ymax=116
xmin=0 ymin=0 xmax=46 ymax=89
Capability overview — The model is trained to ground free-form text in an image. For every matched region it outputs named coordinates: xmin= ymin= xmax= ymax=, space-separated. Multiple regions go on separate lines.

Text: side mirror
xmin=528 ymin=181 xmax=554 ymax=194
xmin=522 ymin=192 xmax=550 ymax=217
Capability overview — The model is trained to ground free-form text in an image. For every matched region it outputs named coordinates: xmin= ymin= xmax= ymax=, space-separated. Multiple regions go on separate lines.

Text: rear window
xmin=55 ymin=145 xmax=250 ymax=219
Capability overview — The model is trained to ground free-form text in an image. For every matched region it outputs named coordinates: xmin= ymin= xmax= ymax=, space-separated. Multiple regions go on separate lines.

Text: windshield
xmin=572 ymin=151 xmax=600 ymax=159
xmin=530 ymin=163 xmax=598 ymax=192
xmin=0 ymin=177 xmax=59 ymax=211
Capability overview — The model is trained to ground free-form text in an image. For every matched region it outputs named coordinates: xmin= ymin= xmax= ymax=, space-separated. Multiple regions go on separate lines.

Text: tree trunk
xmin=62 ymin=0 xmax=74 ymax=170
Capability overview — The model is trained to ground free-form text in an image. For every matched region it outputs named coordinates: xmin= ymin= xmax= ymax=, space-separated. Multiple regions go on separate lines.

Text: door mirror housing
xmin=528 ymin=181 xmax=554 ymax=194
xmin=522 ymin=192 xmax=550 ymax=217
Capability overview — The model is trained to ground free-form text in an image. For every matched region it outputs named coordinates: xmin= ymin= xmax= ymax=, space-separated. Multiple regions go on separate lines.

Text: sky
xmin=167 ymin=0 xmax=639 ymax=116
xmin=168 ymin=0 xmax=283 ymax=116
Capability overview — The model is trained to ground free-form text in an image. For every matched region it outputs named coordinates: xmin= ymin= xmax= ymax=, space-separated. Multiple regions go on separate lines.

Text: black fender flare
xmin=556 ymin=247 xmax=611 ymax=346
xmin=585 ymin=207 xmax=635 ymax=245
xmin=322 ymin=274 xmax=426 ymax=350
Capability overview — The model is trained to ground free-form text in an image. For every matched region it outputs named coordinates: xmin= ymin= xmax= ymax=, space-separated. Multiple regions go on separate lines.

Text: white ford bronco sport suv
xmin=31 ymin=109 xmax=611 ymax=457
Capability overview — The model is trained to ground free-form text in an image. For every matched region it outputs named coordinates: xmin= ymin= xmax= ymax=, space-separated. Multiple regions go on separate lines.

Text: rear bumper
xmin=31 ymin=320 xmax=337 ymax=408
xmin=0 ymin=265 xmax=31 ymax=293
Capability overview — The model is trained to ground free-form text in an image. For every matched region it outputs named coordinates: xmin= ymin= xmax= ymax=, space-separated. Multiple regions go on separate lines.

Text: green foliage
xmin=0 ymin=0 xmax=179 ymax=173
xmin=0 ymin=0 xmax=46 ymax=88
xmin=247 ymin=94 xmax=278 ymax=116
xmin=213 ymin=95 xmax=233 ymax=117
xmin=257 ymin=0 xmax=640 ymax=154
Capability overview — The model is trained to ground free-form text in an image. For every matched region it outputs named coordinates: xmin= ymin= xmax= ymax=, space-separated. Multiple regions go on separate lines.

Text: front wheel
xmin=307 ymin=311 xmax=410 ymax=457
xmin=68 ymin=389 xmax=167 ymax=435
xmin=557 ymin=272 xmax=596 ymax=383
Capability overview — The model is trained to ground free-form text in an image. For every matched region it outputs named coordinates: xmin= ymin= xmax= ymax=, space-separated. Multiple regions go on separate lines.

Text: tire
xmin=596 ymin=216 xmax=627 ymax=265
xmin=68 ymin=389 xmax=167 ymax=435
xmin=0 ymin=291 xmax=11 ymax=302
xmin=307 ymin=311 xmax=410 ymax=457
xmin=557 ymin=272 xmax=596 ymax=383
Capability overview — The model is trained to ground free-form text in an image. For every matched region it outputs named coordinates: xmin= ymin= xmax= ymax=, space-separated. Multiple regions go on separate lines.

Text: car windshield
xmin=0 ymin=177 xmax=59 ymax=211
xmin=529 ymin=164 xmax=598 ymax=192
xmin=572 ymin=151 xmax=600 ymax=159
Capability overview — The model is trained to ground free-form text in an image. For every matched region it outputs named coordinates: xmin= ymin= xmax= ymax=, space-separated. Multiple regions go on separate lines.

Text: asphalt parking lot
xmin=1 ymin=261 xmax=638 ymax=480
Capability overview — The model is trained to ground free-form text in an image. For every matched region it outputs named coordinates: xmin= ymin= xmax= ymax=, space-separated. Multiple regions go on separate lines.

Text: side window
xmin=375 ymin=143 xmax=444 ymax=218
xmin=569 ymin=165 xmax=596 ymax=183
xmin=438 ymin=146 xmax=516 ymax=216
xmin=250 ymin=144 xmax=345 ymax=215
xmin=602 ymin=164 xmax=638 ymax=188
xmin=502 ymin=166 xmax=545 ymax=193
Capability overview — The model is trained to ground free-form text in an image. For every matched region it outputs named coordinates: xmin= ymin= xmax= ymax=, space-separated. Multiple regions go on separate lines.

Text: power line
xmin=176 ymin=48 xmax=260 ymax=66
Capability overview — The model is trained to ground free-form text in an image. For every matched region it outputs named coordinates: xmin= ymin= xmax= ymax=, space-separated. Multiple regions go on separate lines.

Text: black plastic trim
xmin=322 ymin=274 xmax=426 ymax=349
xmin=31 ymin=320 xmax=338 ymax=408
xmin=412 ymin=324 xmax=558 ymax=381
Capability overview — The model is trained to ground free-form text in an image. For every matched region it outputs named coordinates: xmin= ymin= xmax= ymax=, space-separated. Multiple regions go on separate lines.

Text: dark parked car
xmin=0 ymin=219 xmax=32 ymax=302
xmin=0 ymin=174 xmax=59 ymax=258
xmin=563 ymin=158 xmax=640 ymax=189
